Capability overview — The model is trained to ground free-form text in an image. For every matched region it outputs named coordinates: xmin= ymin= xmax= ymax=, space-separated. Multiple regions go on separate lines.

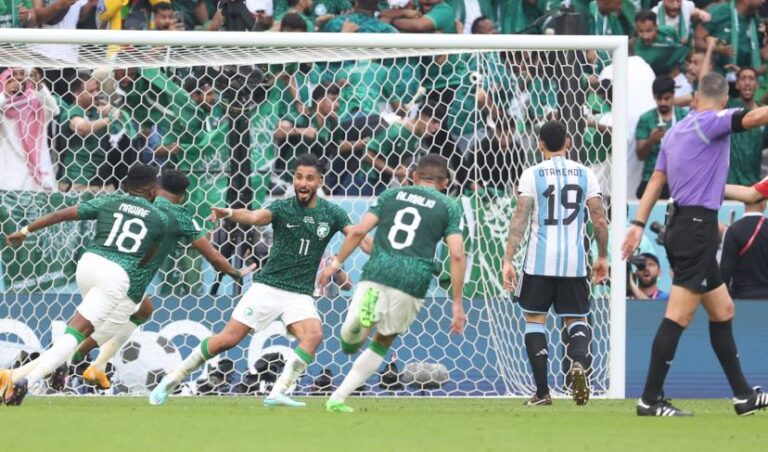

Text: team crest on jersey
xmin=316 ymin=222 xmax=330 ymax=238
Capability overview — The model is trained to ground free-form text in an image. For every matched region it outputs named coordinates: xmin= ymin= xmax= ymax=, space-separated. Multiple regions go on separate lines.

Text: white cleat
xmin=149 ymin=377 xmax=175 ymax=406
xmin=263 ymin=393 xmax=306 ymax=408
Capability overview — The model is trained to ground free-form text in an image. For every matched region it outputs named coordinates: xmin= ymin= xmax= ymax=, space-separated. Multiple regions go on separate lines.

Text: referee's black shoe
xmin=733 ymin=387 xmax=768 ymax=416
xmin=636 ymin=397 xmax=693 ymax=417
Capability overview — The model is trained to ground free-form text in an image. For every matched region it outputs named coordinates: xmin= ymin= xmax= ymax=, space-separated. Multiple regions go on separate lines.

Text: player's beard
xmin=296 ymin=187 xmax=316 ymax=206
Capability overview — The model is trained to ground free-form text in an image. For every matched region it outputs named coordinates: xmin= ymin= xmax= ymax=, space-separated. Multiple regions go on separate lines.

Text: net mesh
xmin=0 ymin=37 xmax=615 ymax=397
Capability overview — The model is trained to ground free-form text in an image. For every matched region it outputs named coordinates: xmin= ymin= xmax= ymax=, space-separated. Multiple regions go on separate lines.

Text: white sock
xmin=167 ymin=341 xmax=209 ymax=387
xmin=24 ymin=333 xmax=79 ymax=385
xmin=11 ymin=359 xmax=40 ymax=381
xmin=330 ymin=348 xmax=385 ymax=403
xmin=269 ymin=348 xmax=311 ymax=398
xmin=92 ymin=322 xmax=138 ymax=371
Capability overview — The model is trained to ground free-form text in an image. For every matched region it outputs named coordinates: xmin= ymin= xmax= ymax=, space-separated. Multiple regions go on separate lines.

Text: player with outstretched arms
xmin=318 ymin=154 xmax=467 ymax=414
xmin=150 ymin=154 xmax=370 ymax=407
xmin=0 ymin=164 xmax=169 ymax=405
xmin=502 ymin=120 xmax=609 ymax=406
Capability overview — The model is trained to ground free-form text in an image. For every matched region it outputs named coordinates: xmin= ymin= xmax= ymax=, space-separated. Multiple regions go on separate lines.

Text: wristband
xmin=330 ymin=258 xmax=343 ymax=271
xmin=20 ymin=226 xmax=30 ymax=237
xmin=630 ymin=220 xmax=646 ymax=229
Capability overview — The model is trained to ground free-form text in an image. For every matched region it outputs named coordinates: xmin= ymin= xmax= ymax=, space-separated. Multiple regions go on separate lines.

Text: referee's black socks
xmin=710 ymin=319 xmax=753 ymax=398
xmin=642 ymin=318 xmax=684 ymax=404
xmin=567 ymin=321 xmax=592 ymax=367
xmin=524 ymin=323 xmax=550 ymax=398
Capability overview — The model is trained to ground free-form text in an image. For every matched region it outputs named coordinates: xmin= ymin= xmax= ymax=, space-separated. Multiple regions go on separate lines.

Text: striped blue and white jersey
xmin=518 ymin=155 xmax=602 ymax=278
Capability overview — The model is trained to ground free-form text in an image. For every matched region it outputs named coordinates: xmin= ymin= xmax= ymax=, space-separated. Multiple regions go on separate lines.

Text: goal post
xmin=0 ymin=29 xmax=628 ymax=398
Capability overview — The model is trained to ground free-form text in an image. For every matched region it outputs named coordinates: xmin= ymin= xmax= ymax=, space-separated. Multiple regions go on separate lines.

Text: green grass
xmin=2 ymin=397 xmax=766 ymax=452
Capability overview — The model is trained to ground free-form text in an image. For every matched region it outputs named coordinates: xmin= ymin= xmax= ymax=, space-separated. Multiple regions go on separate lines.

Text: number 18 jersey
xmin=518 ymin=155 xmax=601 ymax=278
xmin=362 ymin=185 xmax=463 ymax=299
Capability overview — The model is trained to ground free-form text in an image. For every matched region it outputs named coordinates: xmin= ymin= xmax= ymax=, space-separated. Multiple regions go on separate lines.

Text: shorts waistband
xmin=673 ymin=205 xmax=718 ymax=218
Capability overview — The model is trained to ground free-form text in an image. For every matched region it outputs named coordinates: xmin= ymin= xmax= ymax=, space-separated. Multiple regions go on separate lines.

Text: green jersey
xmin=255 ymin=196 xmax=351 ymax=295
xmin=59 ymin=101 xmax=107 ymax=186
xmin=633 ymin=27 xmax=689 ymax=76
xmin=636 ymin=106 xmax=687 ymax=182
xmin=727 ymin=98 xmax=768 ymax=185
xmin=77 ymin=194 xmax=169 ymax=302
xmin=363 ymin=185 xmax=463 ymax=298
xmin=363 ymin=122 xmax=422 ymax=184
xmin=323 ymin=11 xmax=398 ymax=33
xmin=0 ymin=0 xmax=32 ymax=28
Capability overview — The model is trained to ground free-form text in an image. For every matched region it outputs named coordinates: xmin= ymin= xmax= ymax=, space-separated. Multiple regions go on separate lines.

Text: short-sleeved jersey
xmin=518 ymin=156 xmax=602 ymax=278
xmin=636 ymin=106 xmax=687 ymax=182
xmin=77 ymin=194 xmax=169 ymax=302
xmin=59 ymin=101 xmax=107 ymax=185
xmin=362 ymin=185 xmax=462 ymax=298
xmin=255 ymin=196 xmax=351 ymax=296
xmin=131 ymin=196 xmax=205 ymax=301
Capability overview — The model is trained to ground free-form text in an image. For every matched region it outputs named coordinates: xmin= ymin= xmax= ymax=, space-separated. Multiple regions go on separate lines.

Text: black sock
xmin=710 ymin=320 xmax=752 ymax=398
xmin=567 ymin=321 xmax=592 ymax=367
xmin=642 ymin=318 xmax=685 ymax=404
xmin=525 ymin=323 xmax=549 ymax=398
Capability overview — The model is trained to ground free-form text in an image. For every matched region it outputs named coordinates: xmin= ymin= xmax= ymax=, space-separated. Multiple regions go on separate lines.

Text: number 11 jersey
xmin=362 ymin=185 xmax=463 ymax=299
xmin=518 ymin=155 xmax=602 ymax=278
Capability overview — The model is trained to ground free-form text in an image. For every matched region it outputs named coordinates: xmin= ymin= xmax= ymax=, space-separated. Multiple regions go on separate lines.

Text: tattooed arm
xmin=587 ymin=196 xmax=609 ymax=283
xmin=502 ymin=196 xmax=534 ymax=291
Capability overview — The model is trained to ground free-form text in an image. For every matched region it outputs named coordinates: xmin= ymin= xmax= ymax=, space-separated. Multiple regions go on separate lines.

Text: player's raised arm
xmin=318 ymin=213 xmax=380 ymax=286
xmin=191 ymin=236 xmax=257 ymax=282
xmin=209 ymin=206 xmax=272 ymax=226
xmin=5 ymin=205 xmax=80 ymax=246
xmin=724 ymin=183 xmax=765 ymax=204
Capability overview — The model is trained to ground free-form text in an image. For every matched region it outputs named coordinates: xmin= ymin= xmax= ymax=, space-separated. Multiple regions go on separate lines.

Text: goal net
xmin=0 ymin=30 xmax=627 ymax=398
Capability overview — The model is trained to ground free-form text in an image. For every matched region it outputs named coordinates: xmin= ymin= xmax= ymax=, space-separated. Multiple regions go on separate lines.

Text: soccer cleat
xmin=359 ymin=287 xmax=379 ymax=328
xmin=733 ymin=387 xmax=768 ymax=416
xmin=148 ymin=376 xmax=175 ymax=406
xmin=83 ymin=365 xmax=111 ymax=390
xmin=263 ymin=393 xmax=306 ymax=408
xmin=524 ymin=393 xmax=552 ymax=406
xmin=636 ymin=398 xmax=693 ymax=417
xmin=49 ymin=364 xmax=69 ymax=391
xmin=570 ymin=362 xmax=590 ymax=406
xmin=4 ymin=378 xmax=28 ymax=406
xmin=325 ymin=399 xmax=354 ymax=413
xmin=0 ymin=369 xmax=11 ymax=405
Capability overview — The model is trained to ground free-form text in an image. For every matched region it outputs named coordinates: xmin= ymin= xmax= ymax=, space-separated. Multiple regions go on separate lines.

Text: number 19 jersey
xmin=518 ymin=155 xmax=601 ymax=278
xmin=362 ymin=185 xmax=463 ymax=299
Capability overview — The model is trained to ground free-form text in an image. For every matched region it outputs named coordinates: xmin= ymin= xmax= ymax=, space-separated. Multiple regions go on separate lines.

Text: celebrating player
xmin=318 ymin=154 xmax=466 ymax=414
xmin=149 ymin=153 xmax=369 ymax=407
xmin=48 ymin=169 xmax=256 ymax=391
xmin=502 ymin=120 xmax=609 ymax=406
xmin=623 ymin=72 xmax=768 ymax=416
xmin=0 ymin=164 xmax=169 ymax=405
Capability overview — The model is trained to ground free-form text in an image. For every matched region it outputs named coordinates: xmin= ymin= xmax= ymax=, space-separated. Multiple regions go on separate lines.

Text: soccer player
xmin=0 ymin=164 xmax=168 ymax=405
xmin=318 ymin=154 xmax=467 ymax=414
xmin=55 ymin=169 xmax=255 ymax=390
xmin=623 ymin=72 xmax=768 ymax=416
xmin=501 ymin=120 xmax=609 ymax=406
xmin=149 ymin=154 xmax=367 ymax=407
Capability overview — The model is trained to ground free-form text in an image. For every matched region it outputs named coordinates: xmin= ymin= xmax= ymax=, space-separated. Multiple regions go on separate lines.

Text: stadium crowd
xmin=4 ymin=0 xmax=768 ymax=298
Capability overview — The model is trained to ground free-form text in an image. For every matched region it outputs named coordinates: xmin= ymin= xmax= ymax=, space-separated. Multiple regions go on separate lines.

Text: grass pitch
xmin=2 ymin=397 xmax=765 ymax=452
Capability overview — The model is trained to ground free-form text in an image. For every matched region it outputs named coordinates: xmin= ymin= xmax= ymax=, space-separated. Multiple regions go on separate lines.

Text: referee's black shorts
xmin=664 ymin=205 xmax=722 ymax=293
xmin=514 ymin=273 xmax=590 ymax=316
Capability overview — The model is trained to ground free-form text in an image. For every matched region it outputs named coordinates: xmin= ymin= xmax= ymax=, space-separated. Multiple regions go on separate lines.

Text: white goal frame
xmin=0 ymin=29 xmax=628 ymax=398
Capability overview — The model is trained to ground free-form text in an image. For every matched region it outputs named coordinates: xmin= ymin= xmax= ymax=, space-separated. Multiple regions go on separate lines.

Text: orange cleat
xmin=83 ymin=366 xmax=111 ymax=390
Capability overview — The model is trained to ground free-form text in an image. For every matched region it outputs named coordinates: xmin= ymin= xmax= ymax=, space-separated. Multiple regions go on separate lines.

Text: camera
xmin=628 ymin=255 xmax=647 ymax=271
xmin=650 ymin=221 xmax=666 ymax=246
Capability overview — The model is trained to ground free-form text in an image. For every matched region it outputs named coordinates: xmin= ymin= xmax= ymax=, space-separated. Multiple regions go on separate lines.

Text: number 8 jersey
xmin=362 ymin=185 xmax=463 ymax=299
xmin=518 ymin=155 xmax=602 ymax=278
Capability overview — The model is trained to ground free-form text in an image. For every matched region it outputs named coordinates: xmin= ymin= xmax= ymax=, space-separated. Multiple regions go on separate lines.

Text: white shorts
xmin=232 ymin=283 xmax=319 ymax=332
xmin=349 ymin=281 xmax=423 ymax=336
xmin=75 ymin=252 xmax=139 ymax=345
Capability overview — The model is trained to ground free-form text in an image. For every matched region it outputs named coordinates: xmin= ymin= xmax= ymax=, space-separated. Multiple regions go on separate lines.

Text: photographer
xmin=629 ymin=253 xmax=669 ymax=300
xmin=720 ymin=200 xmax=768 ymax=299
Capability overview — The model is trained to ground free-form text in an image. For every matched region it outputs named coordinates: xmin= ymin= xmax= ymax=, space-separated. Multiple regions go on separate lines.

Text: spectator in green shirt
xmin=470 ymin=14 xmax=495 ymax=34
xmin=635 ymin=75 xmax=684 ymax=198
xmin=274 ymin=0 xmax=315 ymax=30
xmin=633 ymin=10 xmax=690 ymax=77
xmin=358 ymin=102 xmax=442 ymax=195
xmin=588 ymin=0 xmax=632 ymax=36
xmin=171 ymin=0 xmax=209 ymax=29
xmin=322 ymin=0 xmax=396 ymax=32
xmin=58 ymin=74 xmax=114 ymax=193
xmin=0 ymin=0 xmax=33 ymax=28
xmin=727 ymin=67 xmax=768 ymax=186
xmin=383 ymin=0 xmax=457 ymax=33
xmin=446 ymin=0 xmax=495 ymax=34
xmin=702 ymin=0 xmax=765 ymax=77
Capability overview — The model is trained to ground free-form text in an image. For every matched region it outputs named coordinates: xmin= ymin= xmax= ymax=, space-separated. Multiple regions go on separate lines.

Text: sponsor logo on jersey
xmin=244 ymin=307 xmax=253 ymax=317
xmin=303 ymin=216 xmax=315 ymax=224
xmin=317 ymin=222 xmax=330 ymax=238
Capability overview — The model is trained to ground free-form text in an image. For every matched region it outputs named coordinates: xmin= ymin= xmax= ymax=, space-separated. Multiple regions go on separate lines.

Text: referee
xmin=622 ymin=72 xmax=768 ymax=417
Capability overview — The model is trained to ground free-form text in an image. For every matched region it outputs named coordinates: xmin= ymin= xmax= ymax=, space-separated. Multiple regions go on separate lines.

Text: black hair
xmin=652 ymin=75 xmax=675 ymax=97
xmin=471 ymin=15 xmax=492 ymax=33
xmin=357 ymin=0 xmax=379 ymax=11
xmin=635 ymin=9 xmax=656 ymax=23
xmin=152 ymin=2 xmax=172 ymax=13
xmin=737 ymin=66 xmax=758 ymax=80
xmin=420 ymin=102 xmax=446 ymax=120
xmin=159 ymin=169 xmax=190 ymax=196
xmin=183 ymin=76 xmax=212 ymax=94
xmin=125 ymin=163 xmax=159 ymax=191
xmin=539 ymin=120 xmax=568 ymax=152
xmin=280 ymin=13 xmax=308 ymax=31
xmin=638 ymin=253 xmax=660 ymax=267
xmin=415 ymin=154 xmax=449 ymax=181
xmin=294 ymin=153 xmax=324 ymax=175
xmin=311 ymin=83 xmax=340 ymax=103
